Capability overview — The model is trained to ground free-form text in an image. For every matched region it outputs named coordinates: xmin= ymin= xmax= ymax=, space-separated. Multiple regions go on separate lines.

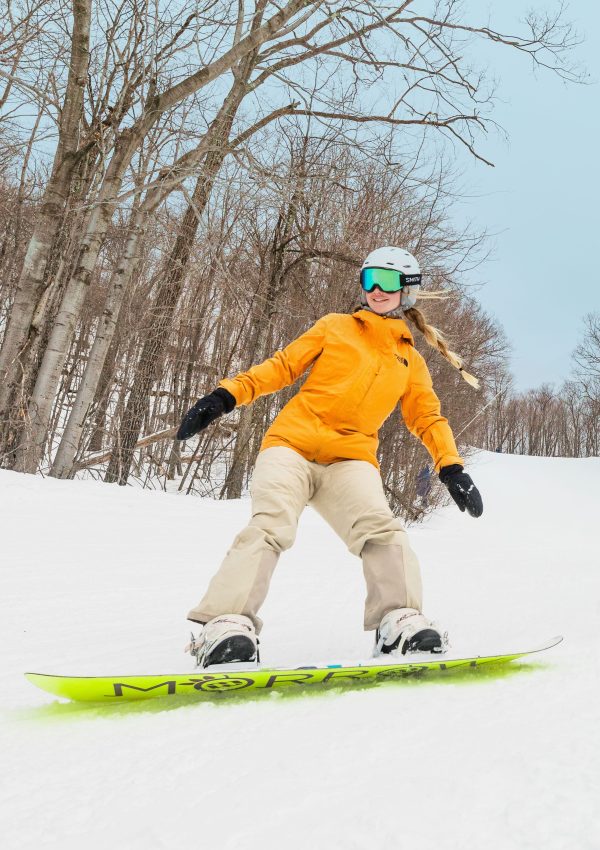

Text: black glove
xmin=439 ymin=464 xmax=483 ymax=518
xmin=176 ymin=388 xmax=236 ymax=440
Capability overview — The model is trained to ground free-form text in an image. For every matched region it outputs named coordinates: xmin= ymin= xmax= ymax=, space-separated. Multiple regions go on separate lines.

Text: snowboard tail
xmin=25 ymin=637 xmax=562 ymax=703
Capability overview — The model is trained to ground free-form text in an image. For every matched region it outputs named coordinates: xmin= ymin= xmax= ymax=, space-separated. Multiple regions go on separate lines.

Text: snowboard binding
xmin=186 ymin=631 xmax=260 ymax=668
xmin=186 ymin=615 xmax=260 ymax=668
xmin=375 ymin=608 xmax=448 ymax=657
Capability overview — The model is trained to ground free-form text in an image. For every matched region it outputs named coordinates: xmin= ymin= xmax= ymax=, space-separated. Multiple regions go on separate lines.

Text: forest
xmin=0 ymin=0 xmax=596 ymax=518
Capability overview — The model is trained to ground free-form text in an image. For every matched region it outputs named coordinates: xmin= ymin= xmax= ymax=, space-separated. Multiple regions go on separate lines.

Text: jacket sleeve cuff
xmin=432 ymin=452 xmax=464 ymax=475
xmin=213 ymin=386 xmax=237 ymax=412
xmin=439 ymin=463 xmax=464 ymax=483
xmin=217 ymin=380 xmax=241 ymax=407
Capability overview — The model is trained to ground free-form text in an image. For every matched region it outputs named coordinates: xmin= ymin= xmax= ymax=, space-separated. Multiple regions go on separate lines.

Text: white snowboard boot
xmin=187 ymin=614 xmax=258 ymax=668
xmin=375 ymin=608 xmax=446 ymax=656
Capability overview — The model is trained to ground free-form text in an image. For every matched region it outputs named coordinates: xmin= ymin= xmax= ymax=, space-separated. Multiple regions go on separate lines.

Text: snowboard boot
xmin=375 ymin=608 xmax=446 ymax=656
xmin=186 ymin=614 xmax=259 ymax=668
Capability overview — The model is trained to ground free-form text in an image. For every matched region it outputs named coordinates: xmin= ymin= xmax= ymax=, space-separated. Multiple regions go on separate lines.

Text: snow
xmin=1 ymin=450 xmax=599 ymax=850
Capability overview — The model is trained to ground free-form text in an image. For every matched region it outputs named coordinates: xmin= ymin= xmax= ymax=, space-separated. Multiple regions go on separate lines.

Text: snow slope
xmin=1 ymin=450 xmax=598 ymax=850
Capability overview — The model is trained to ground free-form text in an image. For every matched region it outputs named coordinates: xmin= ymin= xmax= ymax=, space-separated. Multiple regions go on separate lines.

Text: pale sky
xmin=452 ymin=0 xmax=599 ymax=391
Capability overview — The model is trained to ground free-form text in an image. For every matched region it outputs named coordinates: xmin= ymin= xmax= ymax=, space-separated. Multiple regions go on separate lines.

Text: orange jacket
xmin=219 ymin=309 xmax=463 ymax=472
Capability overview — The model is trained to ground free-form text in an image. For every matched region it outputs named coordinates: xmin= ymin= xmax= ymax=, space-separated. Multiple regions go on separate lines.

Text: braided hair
xmin=403 ymin=304 xmax=479 ymax=389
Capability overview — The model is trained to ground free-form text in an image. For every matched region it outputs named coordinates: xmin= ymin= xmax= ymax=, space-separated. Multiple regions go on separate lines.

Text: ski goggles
xmin=360 ymin=267 xmax=422 ymax=293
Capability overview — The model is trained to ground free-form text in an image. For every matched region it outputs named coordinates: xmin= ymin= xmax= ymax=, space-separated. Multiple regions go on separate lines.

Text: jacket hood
xmin=353 ymin=308 xmax=414 ymax=345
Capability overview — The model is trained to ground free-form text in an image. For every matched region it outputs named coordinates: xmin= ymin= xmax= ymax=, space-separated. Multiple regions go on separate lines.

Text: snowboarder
xmin=176 ymin=247 xmax=483 ymax=667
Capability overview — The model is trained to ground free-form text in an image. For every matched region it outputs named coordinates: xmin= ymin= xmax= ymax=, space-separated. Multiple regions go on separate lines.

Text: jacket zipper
xmin=358 ymin=361 xmax=382 ymax=409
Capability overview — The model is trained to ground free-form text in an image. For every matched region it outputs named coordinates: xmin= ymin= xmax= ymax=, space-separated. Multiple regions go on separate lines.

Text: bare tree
xmin=0 ymin=0 xmax=93 ymax=409
xmin=573 ymin=313 xmax=600 ymax=395
xmin=0 ymin=0 xmax=582 ymax=481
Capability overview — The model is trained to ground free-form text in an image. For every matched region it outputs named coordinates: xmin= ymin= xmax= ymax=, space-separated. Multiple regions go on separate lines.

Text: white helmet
xmin=360 ymin=246 xmax=421 ymax=311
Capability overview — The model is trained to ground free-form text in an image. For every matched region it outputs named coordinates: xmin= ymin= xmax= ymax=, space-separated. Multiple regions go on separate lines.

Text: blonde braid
xmin=404 ymin=305 xmax=479 ymax=389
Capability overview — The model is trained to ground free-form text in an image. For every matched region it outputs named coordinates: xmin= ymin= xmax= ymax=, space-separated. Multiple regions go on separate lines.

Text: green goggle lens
xmin=360 ymin=267 xmax=402 ymax=292
xmin=360 ymin=267 xmax=422 ymax=293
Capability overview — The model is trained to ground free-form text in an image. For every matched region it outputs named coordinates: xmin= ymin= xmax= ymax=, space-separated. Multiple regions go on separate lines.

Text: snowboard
xmin=25 ymin=636 xmax=562 ymax=703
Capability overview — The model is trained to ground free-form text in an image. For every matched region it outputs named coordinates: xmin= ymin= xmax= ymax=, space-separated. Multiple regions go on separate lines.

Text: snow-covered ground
xmin=1 ymin=450 xmax=598 ymax=850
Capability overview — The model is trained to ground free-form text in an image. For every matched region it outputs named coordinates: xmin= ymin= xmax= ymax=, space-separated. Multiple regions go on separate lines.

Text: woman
xmin=177 ymin=246 xmax=483 ymax=668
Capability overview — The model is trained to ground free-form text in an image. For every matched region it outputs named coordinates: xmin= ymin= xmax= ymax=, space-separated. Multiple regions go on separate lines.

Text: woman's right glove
xmin=176 ymin=388 xmax=236 ymax=440
xmin=439 ymin=464 xmax=483 ymax=518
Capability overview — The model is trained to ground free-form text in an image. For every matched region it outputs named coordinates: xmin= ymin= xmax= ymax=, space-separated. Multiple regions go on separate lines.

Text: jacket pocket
xmin=359 ymin=360 xmax=407 ymax=431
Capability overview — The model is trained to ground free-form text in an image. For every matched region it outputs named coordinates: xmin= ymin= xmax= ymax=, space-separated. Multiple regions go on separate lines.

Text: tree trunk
xmin=13 ymin=127 xmax=144 ymax=473
xmin=51 ymin=208 xmax=145 ymax=477
xmin=0 ymin=0 xmax=92 ymax=414
xmin=86 ymin=340 xmax=118 ymax=454
xmin=104 ymin=52 xmax=258 ymax=484
xmin=104 ymin=173 xmax=214 ymax=484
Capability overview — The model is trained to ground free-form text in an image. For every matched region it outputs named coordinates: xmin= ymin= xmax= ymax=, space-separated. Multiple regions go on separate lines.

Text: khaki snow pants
xmin=187 ymin=446 xmax=422 ymax=633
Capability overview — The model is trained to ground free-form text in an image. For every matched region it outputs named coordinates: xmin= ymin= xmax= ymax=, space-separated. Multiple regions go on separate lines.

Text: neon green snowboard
xmin=25 ymin=637 xmax=562 ymax=703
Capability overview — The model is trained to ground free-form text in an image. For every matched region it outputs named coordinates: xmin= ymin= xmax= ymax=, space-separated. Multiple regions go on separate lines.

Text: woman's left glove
xmin=176 ymin=388 xmax=236 ymax=440
xmin=439 ymin=464 xmax=483 ymax=518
